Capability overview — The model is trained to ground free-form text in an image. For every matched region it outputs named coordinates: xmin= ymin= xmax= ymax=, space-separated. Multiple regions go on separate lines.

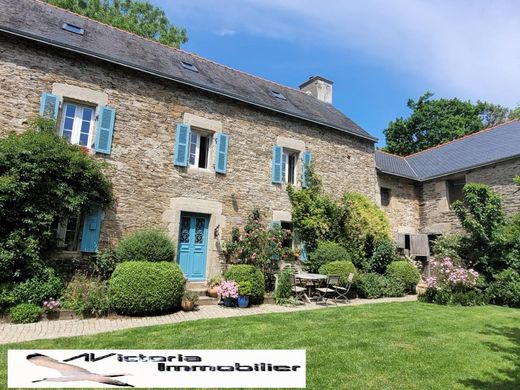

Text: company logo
xmin=8 ymin=350 xmax=306 ymax=388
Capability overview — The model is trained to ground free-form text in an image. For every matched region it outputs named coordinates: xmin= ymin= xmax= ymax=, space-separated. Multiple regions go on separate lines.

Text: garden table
xmin=294 ymin=273 xmax=327 ymax=303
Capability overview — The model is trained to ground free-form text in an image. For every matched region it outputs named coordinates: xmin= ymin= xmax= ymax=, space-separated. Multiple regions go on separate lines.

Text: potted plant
xmin=217 ymin=280 xmax=239 ymax=307
xmin=207 ymin=275 xmax=223 ymax=298
xmin=42 ymin=298 xmax=60 ymax=320
xmin=181 ymin=291 xmax=199 ymax=311
xmin=237 ymin=281 xmax=252 ymax=308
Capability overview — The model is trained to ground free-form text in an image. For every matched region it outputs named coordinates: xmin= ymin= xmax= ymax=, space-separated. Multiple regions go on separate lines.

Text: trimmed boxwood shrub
xmin=224 ymin=265 xmax=265 ymax=304
xmin=386 ymin=261 xmax=421 ymax=293
xmin=318 ymin=261 xmax=357 ymax=287
xmin=486 ymin=269 xmax=520 ymax=307
xmin=115 ymin=229 xmax=176 ymax=263
xmin=11 ymin=267 xmax=64 ymax=306
xmin=357 ymin=273 xmax=405 ymax=298
xmin=307 ymin=241 xmax=350 ymax=273
xmin=10 ymin=303 xmax=42 ymax=324
xmin=109 ymin=261 xmax=185 ymax=315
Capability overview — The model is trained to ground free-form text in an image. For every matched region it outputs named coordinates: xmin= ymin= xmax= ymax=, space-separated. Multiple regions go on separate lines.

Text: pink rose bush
xmin=42 ymin=298 xmax=60 ymax=312
xmin=420 ymin=257 xmax=485 ymax=306
xmin=426 ymin=257 xmax=479 ymax=290
xmin=217 ymin=280 xmax=239 ymax=299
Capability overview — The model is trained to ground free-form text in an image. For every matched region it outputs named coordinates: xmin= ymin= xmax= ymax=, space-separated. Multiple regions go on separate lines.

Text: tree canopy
xmin=46 ymin=0 xmax=187 ymax=48
xmin=383 ymin=92 xmax=514 ymax=156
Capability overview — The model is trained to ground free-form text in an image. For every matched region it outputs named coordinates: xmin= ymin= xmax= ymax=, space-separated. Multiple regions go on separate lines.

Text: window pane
xmin=82 ymin=107 xmax=93 ymax=121
xmin=65 ymin=104 xmax=76 ymax=117
xmin=79 ymin=132 xmax=89 ymax=146
xmin=189 ymin=134 xmax=198 ymax=165
xmin=63 ymin=117 xmax=74 ymax=131
xmin=288 ymin=155 xmax=296 ymax=184
xmin=282 ymin=152 xmax=287 ymax=182
xmin=80 ymin=119 xmax=90 ymax=133
xmin=62 ymin=129 xmax=72 ymax=142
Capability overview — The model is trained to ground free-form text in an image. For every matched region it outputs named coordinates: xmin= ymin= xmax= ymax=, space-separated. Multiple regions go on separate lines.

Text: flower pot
xmin=222 ymin=298 xmax=235 ymax=307
xmin=181 ymin=299 xmax=195 ymax=311
xmin=207 ymin=285 xmax=219 ymax=298
xmin=237 ymin=295 xmax=249 ymax=308
xmin=45 ymin=311 xmax=60 ymax=321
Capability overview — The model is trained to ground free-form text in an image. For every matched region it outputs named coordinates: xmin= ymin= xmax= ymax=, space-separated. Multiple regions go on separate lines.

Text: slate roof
xmin=0 ymin=0 xmax=377 ymax=142
xmin=376 ymin=120 xmax=520 ymax=181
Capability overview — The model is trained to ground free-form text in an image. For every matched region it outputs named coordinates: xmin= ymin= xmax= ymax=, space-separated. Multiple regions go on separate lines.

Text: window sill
xmin=187 ymin=166 xmax=215 ymax=176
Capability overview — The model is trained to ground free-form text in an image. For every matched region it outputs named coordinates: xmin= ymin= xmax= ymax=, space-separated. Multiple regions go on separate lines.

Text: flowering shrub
xmin=420 ymin=257 xmax=485 ymax=306
xmin=42 ymin=298 xmax=60 ymax=312
xmin=223 ymin=209 xmax=287 ymax=273
xmin=426 ymin=257 xmax=479 ymax=290
xmin=217 ymin=281 xmax=239 ymax=299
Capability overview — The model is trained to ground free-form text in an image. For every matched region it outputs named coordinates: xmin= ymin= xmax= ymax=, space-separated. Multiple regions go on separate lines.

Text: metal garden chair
xmin=289 ymin=274 xmax=307 ymax=302
xmin=315 ymin=275 xmax=341 ymax=305
xmin=333 ymin=273 xmax=354 ymax=303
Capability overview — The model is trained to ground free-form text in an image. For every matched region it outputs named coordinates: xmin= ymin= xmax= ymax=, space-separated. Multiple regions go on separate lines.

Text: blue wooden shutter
xmin=39 ymin=93 xmax=59 ymax=120
xmin=301 ymin=151 xmax=312 ymax=188
xmin=215 ymin=132 xmax=229 ymax=174
xmin=80 ymin=205 xmax=103 ymax=253
xmin=174 ymin=123 xmax=191 ymax=166
xmin=272 ymin=145 xmax=283 ymax=183
xmin=299 ymin=241 xmax=308 ymax=262
xmin=94 ymin=106 xmax=116 ymax=154
xmin=271 ymin=220 xmax=281 ymax=261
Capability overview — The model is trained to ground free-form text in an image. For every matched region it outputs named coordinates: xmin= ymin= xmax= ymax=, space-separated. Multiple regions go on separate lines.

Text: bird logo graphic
xmin=27 ymin=353 xmax=134 ymax=387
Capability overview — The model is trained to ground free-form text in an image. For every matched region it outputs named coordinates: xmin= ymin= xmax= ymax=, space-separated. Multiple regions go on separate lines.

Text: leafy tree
xmin=384 ymin=92 xmax=512 ymax=156
xmin=452 ymin=184 xmax=505 ymax=278
xmin=46 ymin=0 xmax=187 ymax=48
xmin=0 ymin=120 xmax=113 ymax=281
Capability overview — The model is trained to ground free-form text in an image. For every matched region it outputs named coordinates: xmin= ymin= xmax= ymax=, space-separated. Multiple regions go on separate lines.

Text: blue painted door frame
xmin=177 ymin=213 xmax=209 ymax=281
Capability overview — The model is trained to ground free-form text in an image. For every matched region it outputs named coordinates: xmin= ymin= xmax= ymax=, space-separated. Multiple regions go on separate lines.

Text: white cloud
xmin=168 ymin=0 xmax=520 ymax=106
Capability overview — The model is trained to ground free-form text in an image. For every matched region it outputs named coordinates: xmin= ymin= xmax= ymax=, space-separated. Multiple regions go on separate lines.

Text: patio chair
xmin=333 ymin=273 xmax=354 ymax=303
xmin=315 ymin=275 xmax=341 ymax=305
xmin=289 ymin=274 xmax=307 ymax=302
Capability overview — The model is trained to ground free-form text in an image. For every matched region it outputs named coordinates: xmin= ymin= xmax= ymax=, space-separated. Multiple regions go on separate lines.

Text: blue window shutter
xmin=94 ymin=106 xmax=116 ymax=154
xmin=39 ymin=93 xmax=59 ymax=120
xmin=174 ymin=123 xmax=191 ymax=166
xmin=272 ymin=145 xmax=283 ymax=183
xmin=214 ymin=132 xmax=229 ymax=174
xmin=80 ymin=206 xmax=103 ymax=253
xmin=302 ymin=151 xmax=312 ymax=188
xmin=299 ymin=241 xmax=308 ymax=262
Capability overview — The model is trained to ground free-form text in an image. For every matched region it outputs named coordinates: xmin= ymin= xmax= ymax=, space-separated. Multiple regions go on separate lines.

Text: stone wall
xmin=0 ymin=34 xmax=377 ymax=278
xmin=376 ymin=172 xmax=421 ymax=236
xmin=419 ymin=158 xmax=520 ymax=234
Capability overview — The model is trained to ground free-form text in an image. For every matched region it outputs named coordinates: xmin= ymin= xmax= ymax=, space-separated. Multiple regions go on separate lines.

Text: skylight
xmin=271 ymin=90 xmax=286 ymax=100
xmin=62 ymin=23 xmax=84 ymax=36
xmin=181 ymin=61 xmax=199 ymax=73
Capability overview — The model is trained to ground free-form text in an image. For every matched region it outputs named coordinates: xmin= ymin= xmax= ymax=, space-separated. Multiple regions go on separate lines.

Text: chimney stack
xmin=299 ymin=75 xmax=333 ymax=104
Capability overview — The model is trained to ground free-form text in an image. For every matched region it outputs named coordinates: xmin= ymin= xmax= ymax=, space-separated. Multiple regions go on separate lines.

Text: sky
xmin=153 ymin=0 xmax=520 ymax=146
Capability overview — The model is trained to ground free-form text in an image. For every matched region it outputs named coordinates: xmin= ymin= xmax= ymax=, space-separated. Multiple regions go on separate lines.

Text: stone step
xmin=197 ymin=296 xmax=218 ymax=306
xmin=186 ymin=281 xmax=207 ymax=290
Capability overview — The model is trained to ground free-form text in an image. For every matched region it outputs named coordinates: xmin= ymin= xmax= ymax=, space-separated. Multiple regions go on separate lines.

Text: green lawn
xmin=2 ymin=302 xmax=519 ymax=389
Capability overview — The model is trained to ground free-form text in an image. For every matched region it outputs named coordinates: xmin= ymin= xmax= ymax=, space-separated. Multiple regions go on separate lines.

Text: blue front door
xmin=178 ymin=213 xmax=209 ymax=281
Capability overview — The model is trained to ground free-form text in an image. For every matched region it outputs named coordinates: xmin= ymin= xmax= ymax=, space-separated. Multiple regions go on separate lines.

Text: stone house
xmin=0 ymin=0 xmax=378 ymax=281
xmin=375 ymin=120 xmax=520 ymax=256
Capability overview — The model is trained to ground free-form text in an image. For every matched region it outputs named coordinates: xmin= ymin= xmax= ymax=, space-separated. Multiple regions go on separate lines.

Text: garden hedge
xmin=386 ymin=261 xmax=421 ymax=292
xmin=109 ymin=261 xmax=185 ymax=315
xmin=357 ymin=273 xmax=405 ymax=299
xmin=115 ymin=229 xmax=176 ymax=263
xmin=318 ymin=261 xmax=357 ymax=287
xmin=224 ymin=264 xmax=265 ymax=304
xmin=307 ymin=241 xmax=351 ymax=273
xmin=10 ymin=303 xmax=42 ymax=324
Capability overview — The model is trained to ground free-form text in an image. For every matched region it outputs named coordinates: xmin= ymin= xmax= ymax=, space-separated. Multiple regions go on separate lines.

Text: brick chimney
xmin=299 ymin=75 xmax=333 ymax=104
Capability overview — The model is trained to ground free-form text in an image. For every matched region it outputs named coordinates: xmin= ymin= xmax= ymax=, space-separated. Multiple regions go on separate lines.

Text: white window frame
xmin=59 ymin=101 xmax=96 ymax=148
xmin=188 ymin=130 xmax=213 ymax=170
xmin=282 ymin=149 xmax=298 ymax=185
xmin=56 ymin=214 xmax=82 ymax=251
